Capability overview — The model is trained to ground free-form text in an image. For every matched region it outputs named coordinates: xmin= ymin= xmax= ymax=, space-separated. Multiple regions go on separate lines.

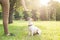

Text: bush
xmin=0 ymin=12 xmax=2 ymax=19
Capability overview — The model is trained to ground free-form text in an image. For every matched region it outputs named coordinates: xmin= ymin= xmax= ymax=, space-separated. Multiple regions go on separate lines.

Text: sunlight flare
xmin=54 ymin=0 xmax=60 ymax=2
xmin=40 ymin=0 xmax=50 ymax=6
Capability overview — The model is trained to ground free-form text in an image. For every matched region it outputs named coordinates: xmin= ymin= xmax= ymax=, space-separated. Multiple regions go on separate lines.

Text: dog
xmin=28 ymin=17 xmax=41 ymax=36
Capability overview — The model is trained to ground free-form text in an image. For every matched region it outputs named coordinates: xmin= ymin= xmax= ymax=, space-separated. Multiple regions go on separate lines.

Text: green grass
xmin=0 ymin=20 xmax=60 ymax=40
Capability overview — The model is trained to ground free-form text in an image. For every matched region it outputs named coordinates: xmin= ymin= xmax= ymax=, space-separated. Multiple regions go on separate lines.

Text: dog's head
xmin=27 ymin=17 xmax=34 ymax=21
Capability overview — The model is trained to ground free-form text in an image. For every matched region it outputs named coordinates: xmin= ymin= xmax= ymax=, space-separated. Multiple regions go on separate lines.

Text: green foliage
xmin=14 ymin=11 xmax=20 ymax=20
xmin=1 ymin=0 xmax=60 ymax=21
xmin=23 ymin=11 xmax=30 ymax=20
xmin=0 ymin=5 xmax=2 ymax=19
xmin=17 ymin=6 xmax=24 ymax=19
xmin=9 ymin=0 xmax=60 ymax=21
xmin=0 ymin=12 xmax=2 ymax=19
xmin=56 ymin=2 xmax=60 ymax=20
xmin=0 ymin=5 xmax=2 ymax=12
xmin=14 ymin=6 xmax=24 ymax=20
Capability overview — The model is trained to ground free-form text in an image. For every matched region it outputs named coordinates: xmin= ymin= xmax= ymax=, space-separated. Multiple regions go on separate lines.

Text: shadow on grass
xmin=21 ymin=35 xmax=41 ymax=40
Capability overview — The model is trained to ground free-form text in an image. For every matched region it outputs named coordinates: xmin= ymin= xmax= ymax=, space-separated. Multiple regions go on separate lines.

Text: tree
xmin=56 ymin=2 xmax=60 ymax=20
xmin=9 ymin=0 xmax=28 ymax=23
xmin=48 ymin=0 xmax=56 ymax=21
xmin=31 ymin=10 xmax=38 ymax=21
xmin=9 ymin=0 xmax=16 ymax=24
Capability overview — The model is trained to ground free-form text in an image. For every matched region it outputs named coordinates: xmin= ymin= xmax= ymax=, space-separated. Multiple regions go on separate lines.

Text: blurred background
xmin=0 ymin=0 xmax=60 ymax=21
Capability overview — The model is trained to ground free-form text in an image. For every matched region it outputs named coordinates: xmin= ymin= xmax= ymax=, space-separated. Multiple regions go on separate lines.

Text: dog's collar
xmin=28 ymin=25 xmax=32 ymax=26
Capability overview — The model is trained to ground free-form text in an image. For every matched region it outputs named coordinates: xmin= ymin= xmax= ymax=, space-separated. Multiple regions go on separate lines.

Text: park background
xmin=0 ymin=0 xmax=60 ymax=40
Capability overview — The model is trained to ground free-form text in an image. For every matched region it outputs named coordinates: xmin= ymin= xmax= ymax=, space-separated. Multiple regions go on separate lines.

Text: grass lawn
xmin=0 ymin=20 xmax=60 ymax=40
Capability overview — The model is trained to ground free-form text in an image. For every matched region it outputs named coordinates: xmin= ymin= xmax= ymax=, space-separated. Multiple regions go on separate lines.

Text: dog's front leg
xmin=31 ymin=31 xmax=34 ymax=36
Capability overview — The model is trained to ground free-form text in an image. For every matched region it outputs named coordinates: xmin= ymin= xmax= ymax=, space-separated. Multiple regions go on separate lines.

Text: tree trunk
xmin=23 ymin=11 xmax=29 ymax=21
xmin=1 ymin=0 xmax=9 ymax=35
xmin=9 ymin=0 xmax=16 ymax=24
xmin=9 ymin=5 xmax=14 ymax=24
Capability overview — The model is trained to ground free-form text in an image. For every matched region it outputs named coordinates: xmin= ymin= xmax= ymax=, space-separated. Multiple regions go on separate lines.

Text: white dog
xmin=28 ymin=17 xmax=41 ymax=36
